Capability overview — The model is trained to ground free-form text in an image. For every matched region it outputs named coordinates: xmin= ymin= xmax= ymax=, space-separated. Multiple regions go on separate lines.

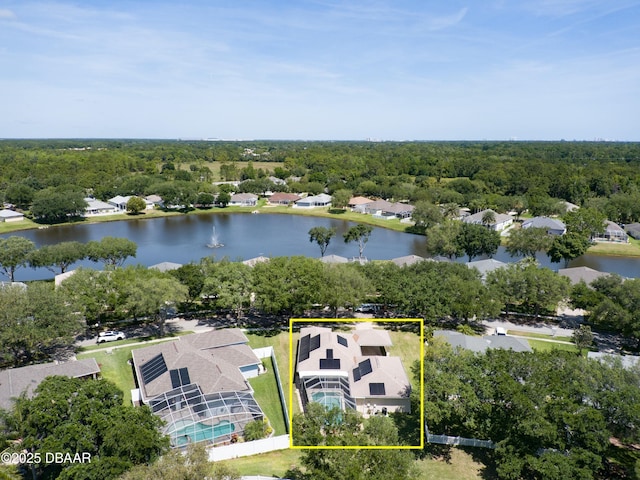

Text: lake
xmin=3 ymin=212 xmax=640 ymax=281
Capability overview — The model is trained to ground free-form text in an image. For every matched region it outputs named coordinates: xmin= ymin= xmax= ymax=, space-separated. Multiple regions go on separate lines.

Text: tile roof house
xmin=0 ymin=209 xmax=24 ymax=222
xmin=522 ymin=216 xmax=566 ymax=235
xmin=131 ymin=329 xmax=264 ymax=447
xmin=319 ymin=254 xmax=349 ymax=264
xmin=267 ymin=192 xmax=302 ymax=205
xmin=295 ymin=326 xmax=412 ymax=416
xmin=0 ymin=358 xmax=100 ymax=410
xmin=462 ymin=209 xmax=514 ymax=231
xmin=348 ymin=196 xmax=373 ymax=209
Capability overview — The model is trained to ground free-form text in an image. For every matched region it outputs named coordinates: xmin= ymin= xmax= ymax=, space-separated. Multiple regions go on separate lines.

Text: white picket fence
xmin=208 ymin=435 xmax=290 ymax=461
xmin=426 ymin=433 xmax=495 ymax=449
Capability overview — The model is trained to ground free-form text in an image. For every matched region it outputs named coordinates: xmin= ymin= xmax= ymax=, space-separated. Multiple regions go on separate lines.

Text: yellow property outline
xmin=288 ymin=317 xmax=424 ymax=450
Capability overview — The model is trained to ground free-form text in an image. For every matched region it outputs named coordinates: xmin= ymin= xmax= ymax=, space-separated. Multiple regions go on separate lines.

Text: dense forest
xmin=3 ymin=140 xmax=640 ymax=223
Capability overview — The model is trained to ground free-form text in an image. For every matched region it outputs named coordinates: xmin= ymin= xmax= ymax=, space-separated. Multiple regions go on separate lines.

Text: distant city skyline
xmin=1 ymin=1 xmax=639 ymax=141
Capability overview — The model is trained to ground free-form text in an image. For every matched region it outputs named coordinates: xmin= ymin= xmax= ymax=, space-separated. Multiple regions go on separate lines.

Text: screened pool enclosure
xmin=149 ymin=383 xmax=264 ymax=447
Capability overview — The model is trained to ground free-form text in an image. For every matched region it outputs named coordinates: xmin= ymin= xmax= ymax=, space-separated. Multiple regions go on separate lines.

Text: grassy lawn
xmin=587 ymin=240 xmax=640 ymax=257
xmin=386 ymin=328 xmax=423 ymax=388
xmin=247 ymin=330 xmax=297 ymax=416
xmin=415 ymin=448 xmax=493 ymax=480
xmin=226 ymin=446 xmax=491 ymax=479
xmin=507 ymin=330 xmax=573 ymax=343
xmin=248 ymin=357 xmax=287 ymax=436
xmin=77 ymin=345 xmax=141 ymax=405
xmin=527 ymin=339 xmax=581 ymax=354
xmin=226 ymin=448 xmax=302 ymax=477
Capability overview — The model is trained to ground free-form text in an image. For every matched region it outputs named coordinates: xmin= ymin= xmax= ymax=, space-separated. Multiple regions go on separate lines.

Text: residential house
xmin=242 ymin=256 xmax=270 ymax=267
xmin=592 ymin=220 xmax=628 ymax=243
xmin=131 ymin=329 xmax=264 ymax=447
xmin=558 ymin=266 xmax=614 ymax=286
xmin=319 ymin=254 xmax=349 ymax=264
xmin=522 ymin=216 xmax=566 ymax=235
xmin=107 ymin=195 xmax=153 ymax=211
xmin=624 ymin=223 xmax=640 ymax=240
xmin=0 ymin=358 xmax=100 ymax=411
xmin=462 ymin=209 xmax=514 ymax=231
xmin=466 ymin=259 xmax=507 ymax=279
xmin=149 ymin=262 xmax=183 ymax=273
xmin=0 ymin=209 xmax=24 ymax=222
xmin=84 ymin=197 xmax=118 ymax=216
xmin=267 ymin=193 xmax=301 ymax=205
xmin=348 ymin=196 xmax=373 ymax=210
xmin=295 ymin=326 xmax=412 ymax=416
xmin=391 ymin=255 xmax=427 ymax=267
xmin=294 ymin=193 xmax=332 ymax=208
xmin=229 ymin=193 xmax=259 ymax=207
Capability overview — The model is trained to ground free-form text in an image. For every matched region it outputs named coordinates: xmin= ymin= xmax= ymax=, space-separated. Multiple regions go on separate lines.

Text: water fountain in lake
xmin=206 ymin=226 xmax=224 ymax=248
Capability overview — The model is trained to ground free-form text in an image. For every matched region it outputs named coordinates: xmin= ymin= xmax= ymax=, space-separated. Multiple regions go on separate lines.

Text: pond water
xmin=3 ymin=212 xmax=640 ymax=281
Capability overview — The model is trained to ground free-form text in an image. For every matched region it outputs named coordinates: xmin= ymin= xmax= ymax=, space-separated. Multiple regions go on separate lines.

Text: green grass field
xmin=526 ymin=338 xmax=581 ymax=354
xmin=248 ymin=357 xmax=287 ymax=436
xmin=77 ymin=344 xmax=144 ymax=405
xmin=225 ymin=446 xmax=491 ymax=479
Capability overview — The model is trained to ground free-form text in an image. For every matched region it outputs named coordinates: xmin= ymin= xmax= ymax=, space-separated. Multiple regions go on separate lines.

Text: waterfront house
xmin=267 ymin=192 xmax=301 ymax=205
xmin=0 ymin=209 xmax=24 ymax=222
xmin=592 ymin=220 xmax=628 ymax=243
xmin=84 ymin=197 xmax=118 ymax=216
xmin=229 ymin=193 xmax=259 ymax=207
xmin=522 ymin=216 xmax=566 ymax=235
xmin=462 ymin=209 xmax=514 ymax=231
xmin=295 ymin=193 xmax=332 ymax=208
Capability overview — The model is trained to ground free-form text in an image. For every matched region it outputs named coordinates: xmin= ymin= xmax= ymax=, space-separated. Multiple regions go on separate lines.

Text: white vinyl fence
xmin=208 ymin=435 xmax=290 ymax=461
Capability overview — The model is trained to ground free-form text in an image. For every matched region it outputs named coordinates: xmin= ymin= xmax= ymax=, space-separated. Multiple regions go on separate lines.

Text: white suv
xmin=97 ymin=331 xmax=126 ymax=344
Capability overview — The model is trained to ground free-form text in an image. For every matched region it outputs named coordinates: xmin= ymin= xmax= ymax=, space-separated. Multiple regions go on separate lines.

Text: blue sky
xmin=1 ymin=0 xmax=639 ymax=140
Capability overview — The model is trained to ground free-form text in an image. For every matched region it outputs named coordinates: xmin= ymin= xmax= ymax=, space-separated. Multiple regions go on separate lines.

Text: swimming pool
xmin=311 ymin=391 xmax=342 ymax=410
xmin=174 ymin=419 xmax=235 ymax=446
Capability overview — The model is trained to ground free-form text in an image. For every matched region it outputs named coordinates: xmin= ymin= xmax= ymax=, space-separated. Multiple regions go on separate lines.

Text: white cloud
xmin=0 ymin=8 xmax=16 ymax=19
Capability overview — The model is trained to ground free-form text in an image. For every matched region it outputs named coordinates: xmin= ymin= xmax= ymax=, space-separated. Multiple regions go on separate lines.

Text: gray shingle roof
xmin=0 ymin=358 xmax=100 ymax=410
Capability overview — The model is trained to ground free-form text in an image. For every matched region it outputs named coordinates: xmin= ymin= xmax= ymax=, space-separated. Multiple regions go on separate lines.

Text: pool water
xmin=174 ymin=420 xmax=235 ymax=446
xmin=312 ymin=392 xmax=342 ymax=410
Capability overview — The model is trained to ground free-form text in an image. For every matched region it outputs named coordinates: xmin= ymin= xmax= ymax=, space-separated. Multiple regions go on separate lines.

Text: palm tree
xmin=481 ymin=210 xmax=496 ymax=228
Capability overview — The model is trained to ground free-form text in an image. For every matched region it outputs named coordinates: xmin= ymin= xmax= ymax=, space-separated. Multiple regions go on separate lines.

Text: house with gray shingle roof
xmin=558 ymin=266 xmax=613 ymax=286
xmin=295 ymin=326 xmax=412 ymax=416
xmin=0 ymin=358 xmax=100 ymax=411
xmin=522 ymin=216 xmax=566 ymax=235
xmin=131 ymin=329 xmax=264 ymax=447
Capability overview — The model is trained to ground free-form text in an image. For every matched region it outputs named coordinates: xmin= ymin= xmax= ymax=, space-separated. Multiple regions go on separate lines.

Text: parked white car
xmin=97 ymin=330 xmax=126 ymax=343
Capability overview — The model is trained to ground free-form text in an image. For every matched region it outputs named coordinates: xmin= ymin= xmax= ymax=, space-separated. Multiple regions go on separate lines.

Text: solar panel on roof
xmin=358 ymin=358 xmax=373 ymax=376
xmin=299 ymin=334 xmax=311 ymax=361
xmin=140 ymin=354 xmax=167 ymax=385
xmin=320 ymin=358 xmax=341 ymax=369
xmin=179 ymin=367 xmax=191 ymax=386
xmin=337 ymin=335 xmax=348 ymax=347
xmin=353 ymin=367 xmax=362 ymax=382
xmin=309 ymin=334 xmax=320 ymax=352
xmin=369 ymin=383 xmax=386 ymax=395
xmin=169 ymin=369 xmax=181 ymax=388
